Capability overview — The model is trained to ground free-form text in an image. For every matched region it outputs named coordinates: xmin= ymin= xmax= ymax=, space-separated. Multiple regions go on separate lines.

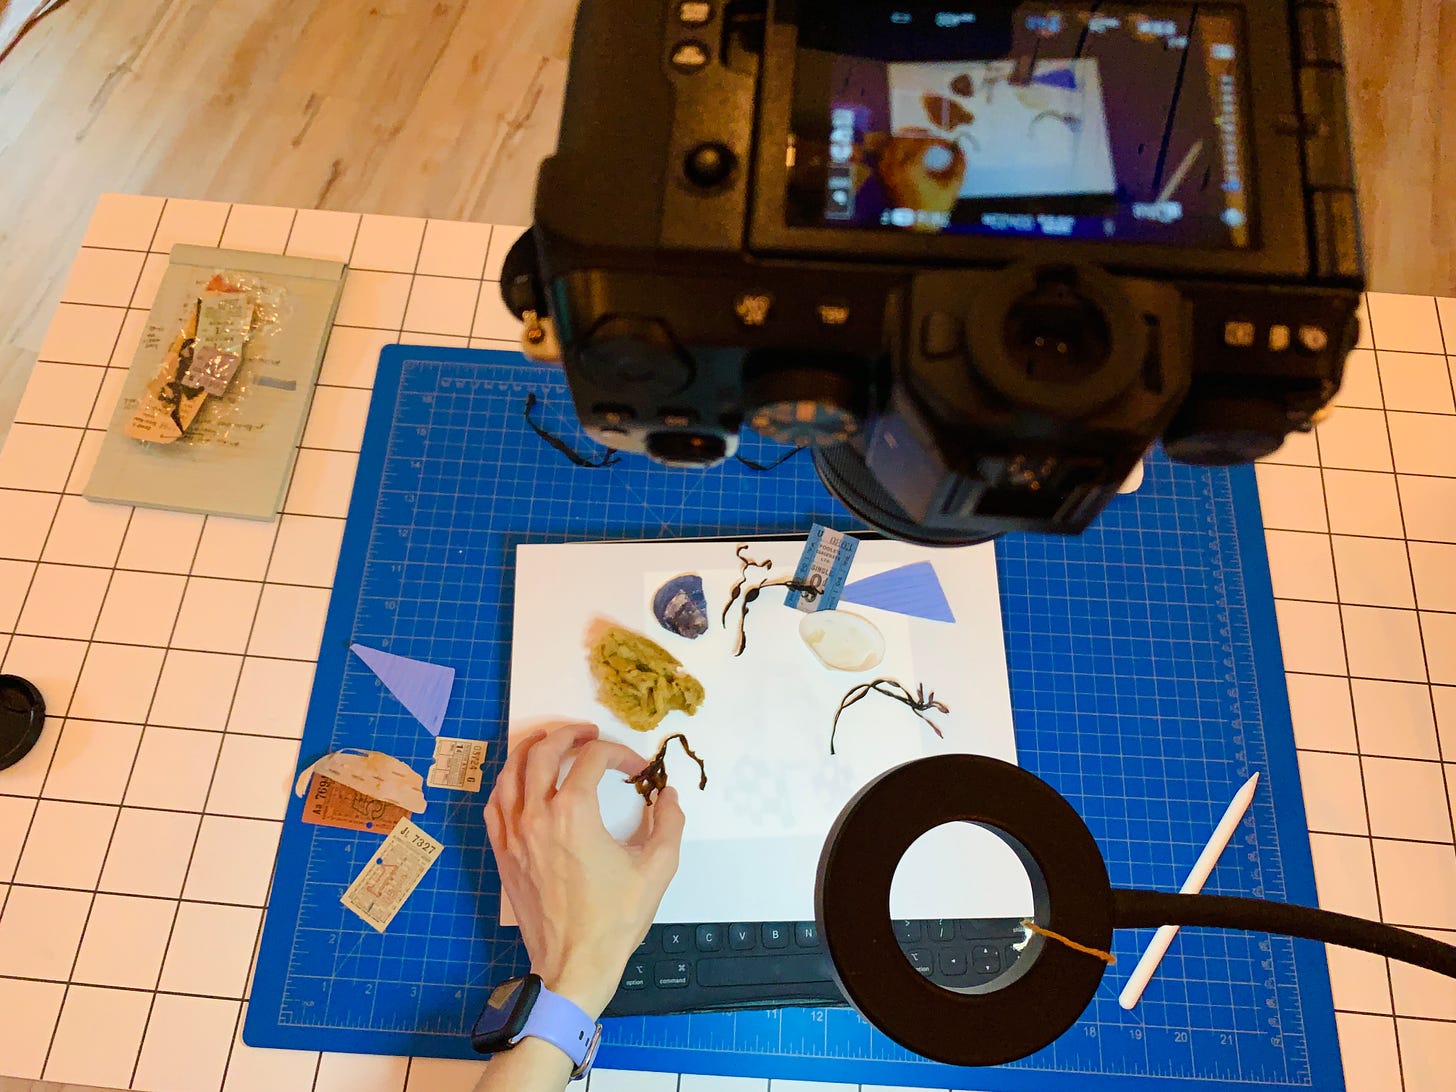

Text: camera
xmin=502 ymin=0 xmax=1363 ymax=545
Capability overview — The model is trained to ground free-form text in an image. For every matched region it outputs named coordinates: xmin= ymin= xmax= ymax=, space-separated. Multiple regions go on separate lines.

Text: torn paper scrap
xmin=341 ymin=819 xmax=443 ymax=932
xmin=840 ymin=561 xmax=956 ymax=623
xmin=293 ymin=748 xmax=427 ymax=814
xmin=301 ymin=772 xmax=410 ymax=834
xmin=350 ymin=642 xmax=455 ymax=736
xmin=427 ymin=737 xmax=488 ymax=792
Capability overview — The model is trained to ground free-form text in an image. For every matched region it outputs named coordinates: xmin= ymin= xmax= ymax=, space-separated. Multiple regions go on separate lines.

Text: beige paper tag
xmin=426 ymin=737 xmax=487 ymax=792
xmin=340 ymin=819 xmax=443 ymax=932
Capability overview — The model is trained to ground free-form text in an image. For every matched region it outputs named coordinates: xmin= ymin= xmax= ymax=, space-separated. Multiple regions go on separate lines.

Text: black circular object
xmin=812 ymin=441 xmax=1000 ymax=548
xmin=816 ymin=755 xmax=1114 ymax=1067
xmin=1163 ymin=396 xmax=1289 ymax=465
xmin=962 ymin=264 xmax=1144 ymax=418
xmin=499 ymin=229 xmax=545 ymax=320
xmin=0 ymin=675 xmax=45 ymax=772
xmin=684 ymin=143 xmax=737 ymax=188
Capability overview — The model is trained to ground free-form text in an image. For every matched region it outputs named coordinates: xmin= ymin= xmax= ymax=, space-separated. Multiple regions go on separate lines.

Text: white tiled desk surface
xmin=0 ymin=195 xmax=1452 ymax=1092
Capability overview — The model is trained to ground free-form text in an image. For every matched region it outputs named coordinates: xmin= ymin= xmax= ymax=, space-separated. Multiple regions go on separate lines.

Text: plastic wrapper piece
xmin=126 ymin=272 xmax=272 ymax=445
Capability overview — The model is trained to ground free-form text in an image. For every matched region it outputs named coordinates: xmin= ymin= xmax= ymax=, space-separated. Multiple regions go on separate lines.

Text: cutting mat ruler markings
xmin=248 ymin=347 xmax=1340 ymax=1090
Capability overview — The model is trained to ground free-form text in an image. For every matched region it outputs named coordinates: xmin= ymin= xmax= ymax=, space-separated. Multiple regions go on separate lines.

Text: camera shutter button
xmin=685 ymin=143 xmax=737 ymax=188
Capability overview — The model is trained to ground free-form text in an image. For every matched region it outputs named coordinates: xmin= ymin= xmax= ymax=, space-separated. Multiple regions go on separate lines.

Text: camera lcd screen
xmin=787 ymin=1 xmax=1255 ymax=248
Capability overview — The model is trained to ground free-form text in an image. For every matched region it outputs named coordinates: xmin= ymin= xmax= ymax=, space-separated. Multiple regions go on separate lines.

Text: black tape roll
xmin=816 ymin=754 xmax=1115 ymax=1066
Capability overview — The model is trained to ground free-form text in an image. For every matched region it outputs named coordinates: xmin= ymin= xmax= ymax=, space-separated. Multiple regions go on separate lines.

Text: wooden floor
xmin=0 ymin=0 xmax=1451 ymax=446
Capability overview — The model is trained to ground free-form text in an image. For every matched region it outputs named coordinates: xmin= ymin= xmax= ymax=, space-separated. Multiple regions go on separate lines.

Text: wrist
xmin=540 ymin=966 xmax=617 ymax=1022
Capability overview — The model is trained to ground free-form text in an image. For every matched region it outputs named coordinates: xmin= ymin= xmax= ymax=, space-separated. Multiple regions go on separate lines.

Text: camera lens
xmin=1002 ymin=274 xmax=1113 ymax=385
xmin=647 ymin=431 xmax=728 ymax=467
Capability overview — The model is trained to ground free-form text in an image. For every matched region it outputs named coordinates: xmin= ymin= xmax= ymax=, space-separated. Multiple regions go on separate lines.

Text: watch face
xmin=470 ymin=975 xmax=541 ymax=1054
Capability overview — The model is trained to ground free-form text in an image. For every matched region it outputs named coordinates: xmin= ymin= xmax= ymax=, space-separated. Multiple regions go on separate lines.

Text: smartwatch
xmin=470 ymin=974 xmax=602 ymax=1081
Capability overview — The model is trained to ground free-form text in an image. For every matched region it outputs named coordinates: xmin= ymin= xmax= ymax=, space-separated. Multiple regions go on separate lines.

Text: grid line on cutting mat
xmin=246 ymin=345 xmax=1337 ymax=1091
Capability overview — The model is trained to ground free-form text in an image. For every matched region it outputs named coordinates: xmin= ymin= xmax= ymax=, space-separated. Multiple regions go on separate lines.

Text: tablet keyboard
xmin=604 ymin=917 xmax=1028 ymax=1016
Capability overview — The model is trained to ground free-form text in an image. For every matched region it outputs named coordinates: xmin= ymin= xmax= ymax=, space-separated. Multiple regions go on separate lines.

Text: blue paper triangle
xmin=1032 ymin=66 xmax=1078 ymax=90
xmin=840 ymin=562 xmax=956 ymax=623
xmin=350 ymin=643 xmax=455 ymax=736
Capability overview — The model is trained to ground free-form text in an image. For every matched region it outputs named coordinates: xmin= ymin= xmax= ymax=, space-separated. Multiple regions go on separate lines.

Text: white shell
xmin=799 ymin=610 xmax=886 ymax=672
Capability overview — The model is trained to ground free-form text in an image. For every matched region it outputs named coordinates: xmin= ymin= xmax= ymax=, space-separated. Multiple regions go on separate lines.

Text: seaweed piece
xmin=922 ymin=93 xmax=975 ymax=130
xmin=524 ymin=393 xmax=622 ymax=468
xmin=627 ymin=733 xmax=708 ymax=804
xmin=589 ymin=627 xmax=705 ymax=732
xmin=721 ymin=544 xmax=774 ymax=627
xmin=1029 ymin=110 xmax=1082 ymax=135
xmin=735 ymin=447 xmax=805 ymax=473
xmin=732 ymin=576 xmax=819 ymax=657
xmin=830 ymin=678 xmax=949 ymax=755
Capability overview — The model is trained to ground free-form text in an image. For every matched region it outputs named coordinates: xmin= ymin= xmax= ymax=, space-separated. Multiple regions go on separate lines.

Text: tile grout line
xmin=125 ymin=201 xmax=252 ymax=1092
xmin=27 ymin=193 xmax=174 ymax=1085
xmin=1379 ymin=303 xmax=1456 ymax=879
xmin=213 ymin=203 xmax=306 ymax=1092
xmin=1311 ymin=352 xmax=1405 ymax=1069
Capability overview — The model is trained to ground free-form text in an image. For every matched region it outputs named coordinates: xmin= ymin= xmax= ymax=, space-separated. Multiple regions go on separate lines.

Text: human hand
xmin=484 ymin=723 xmax=686 ymax=1020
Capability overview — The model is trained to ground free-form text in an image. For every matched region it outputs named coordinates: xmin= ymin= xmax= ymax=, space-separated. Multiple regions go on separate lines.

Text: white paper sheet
xmin=507 ymin=537 xmax=1030 ymax=923
xmin=887 ymin=59 xmax=1117 ymax=199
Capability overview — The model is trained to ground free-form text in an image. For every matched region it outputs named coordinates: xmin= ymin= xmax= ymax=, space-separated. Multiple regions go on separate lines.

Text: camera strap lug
xmin=520 ymin=310 xmax=563 ymax=365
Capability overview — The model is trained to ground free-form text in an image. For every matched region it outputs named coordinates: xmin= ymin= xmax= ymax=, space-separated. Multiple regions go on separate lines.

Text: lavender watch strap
xmin=510 ymin=985 xmax=600 ymax=1076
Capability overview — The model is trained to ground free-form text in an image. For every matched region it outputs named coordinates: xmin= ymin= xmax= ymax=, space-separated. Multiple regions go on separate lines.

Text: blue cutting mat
xmin=247 ymin=347 xmax=1341 ymax=1090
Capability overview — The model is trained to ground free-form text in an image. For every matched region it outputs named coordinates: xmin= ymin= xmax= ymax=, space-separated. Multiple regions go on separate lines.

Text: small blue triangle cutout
xmin=840 ymin=561 xmax=956 ymax=623
xmin=350 ymin=643 xmax=455 ymax=737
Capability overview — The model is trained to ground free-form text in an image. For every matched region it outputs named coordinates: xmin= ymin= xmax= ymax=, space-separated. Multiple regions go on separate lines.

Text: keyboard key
xmin=930 ymin=919 xmax=955 ymax=942
xmin=662 ymin=927 xmax=689 ymax=954
xmin=621 ymin=961 xmax=648 ymax=990
xmin=697 ymin=953 xmax=833 ymax=987
xmin=634 ymin=934 xmax=654 ymax=955
xmin=729 ymin=923 xmax=755 ymax=950
xmin=905 ymin=948 xmax=934 ymax=975
xmin=972 ymin=944 xmax=1002 ymax=975
xmin=695 ymin=924 xmax=724 ymax=952
xmin=1003 ymin=943 xmax=1023 ymax=970
xmin=894 ymin=920 xmax=923 ymax=943
xmin=938 ymin=949 xmax=967 ymax=977
xmin=762 ymin=923 xmax=789 ymax=949
xmin=795 ymin=922 xmax=819 ymax=947
xmin=655 ymin=959 xmax=692 ymax=988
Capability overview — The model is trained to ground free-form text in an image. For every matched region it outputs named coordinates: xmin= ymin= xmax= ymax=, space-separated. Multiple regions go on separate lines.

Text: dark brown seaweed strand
xmin=524 ymin=393 xmax=623 ymax=468
xmin=1030 ymin=110 xmax=1081 ymax=134
xmin=721 ymin=544 xmax=773 ymax=627
xmin=830 ymin=679 xmax=950 ymax=755
xmin=734 ymin=447 xmax=804 ymax=473
xmin=626 ymin=733 xmax=708 ymax=804
xmin=731 ymin=576 xmax=820 ymax=657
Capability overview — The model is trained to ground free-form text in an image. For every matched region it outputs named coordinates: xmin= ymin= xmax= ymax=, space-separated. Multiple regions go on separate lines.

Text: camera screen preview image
xmin=789 ymin=2 xmax=1254 ymax=248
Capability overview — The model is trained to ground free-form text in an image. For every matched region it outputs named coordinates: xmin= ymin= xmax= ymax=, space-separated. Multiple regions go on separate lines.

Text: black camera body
xmin=511 ymin=0 xmax=1363 ymax=544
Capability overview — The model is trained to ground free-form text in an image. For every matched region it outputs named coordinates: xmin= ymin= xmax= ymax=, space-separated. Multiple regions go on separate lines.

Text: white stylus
xmin=1118 ymin=772 xmax=1262 ymax=1010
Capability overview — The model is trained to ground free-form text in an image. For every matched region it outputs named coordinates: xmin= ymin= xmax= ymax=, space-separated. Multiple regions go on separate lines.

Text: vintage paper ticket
xmin=301 ymin=772 xmax=410 ymax=834
xmin=341 ymin=819 xmax=443 ymax=932
xmin=293 ymin=748 xmax=427 ymax=813
xmin=427 ymin=737 xmax=487 ymax=792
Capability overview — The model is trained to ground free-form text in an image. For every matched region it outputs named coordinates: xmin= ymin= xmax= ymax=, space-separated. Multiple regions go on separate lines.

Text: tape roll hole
xmin=889 ymin=820 xmax=1040 ymax=995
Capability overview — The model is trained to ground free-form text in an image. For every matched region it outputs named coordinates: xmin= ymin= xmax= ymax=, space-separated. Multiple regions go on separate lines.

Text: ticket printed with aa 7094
xmin=340 ymin=819 xmax=443 ymax=932
xmin=427 ymin=737 xmax=488 ymax=792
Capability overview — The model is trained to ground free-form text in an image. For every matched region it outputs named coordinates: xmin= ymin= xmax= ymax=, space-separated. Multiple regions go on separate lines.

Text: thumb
xmin=643 ymin=786 xmax=686 ymax=868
